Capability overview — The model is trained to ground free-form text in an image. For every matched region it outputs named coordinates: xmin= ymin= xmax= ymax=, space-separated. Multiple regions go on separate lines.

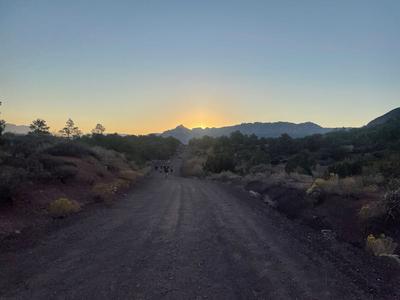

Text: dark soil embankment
xmin=244 ymin=179 xmax=399 ymax=250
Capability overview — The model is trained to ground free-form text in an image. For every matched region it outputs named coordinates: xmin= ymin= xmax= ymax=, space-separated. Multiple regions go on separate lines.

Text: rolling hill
xmin=367 ymin=107 xmax=400 ymax=127
xmin=4 ymin=123 xmax=30 ymax=135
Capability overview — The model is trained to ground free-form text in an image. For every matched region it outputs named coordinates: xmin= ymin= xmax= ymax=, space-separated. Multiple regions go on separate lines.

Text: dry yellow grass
xmin=118 ymin=169 xmax=140 ymax=181
xmin=307 ymin=175 xmax=364 ymax=198
xmin=358 ymin=202 xmax=385 ymax=221
xmin=366 ymin=234 xmax=398 ymax=256
xmin=48 ymin=197 xmax=81 ymax=217
xmin=91 ymin=179 xmax=131 ymax=203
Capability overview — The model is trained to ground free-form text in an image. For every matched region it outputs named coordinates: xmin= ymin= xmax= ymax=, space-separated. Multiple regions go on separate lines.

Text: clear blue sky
xmin=1 ymin=0 xmax=399 ymax=133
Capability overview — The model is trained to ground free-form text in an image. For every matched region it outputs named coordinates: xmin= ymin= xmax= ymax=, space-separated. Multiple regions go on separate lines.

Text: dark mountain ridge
xmin=162 ymin=107 xmax=400 ymax=143
xmin=367 ymin=107 xmax=400 ymax=127
xmin=162 ymin=121 xmax=336 ymax=144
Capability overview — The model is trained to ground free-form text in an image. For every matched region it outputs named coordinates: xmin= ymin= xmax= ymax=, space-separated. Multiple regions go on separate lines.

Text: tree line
xmin=188 ymin=116 xmax=400 ymax=181
xmin=0 ymin=101 xmax=180 ymax=166
xmin=29 ymin=118 xmax=106 ymax=138
xmin=0 ymin=101 xmax=106 ymax=138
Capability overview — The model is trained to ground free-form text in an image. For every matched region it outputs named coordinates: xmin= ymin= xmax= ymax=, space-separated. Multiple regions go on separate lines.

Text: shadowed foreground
xmin=0 ymin=174 xmax=397 ymax=299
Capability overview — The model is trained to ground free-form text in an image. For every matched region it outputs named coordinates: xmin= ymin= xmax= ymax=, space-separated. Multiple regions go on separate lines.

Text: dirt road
xmin=0 ymin=173 xmax=398 ymax=299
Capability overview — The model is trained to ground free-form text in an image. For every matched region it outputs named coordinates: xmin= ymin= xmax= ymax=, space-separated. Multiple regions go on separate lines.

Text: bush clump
xmin=307 ymin=175 xmax=364 ymax=199
xmin=285 ymin=151 xmax=316 ymax=175
xmin=0 ymin=166 xmax=28 ymax=204
xmin=91 ymin=179 xmax=130 ymax=202
xmin=366 ymin=234 xmax=398 ymax=256
xmin=53 ymin=165 xmax=79 ymax=183
xmin=383 ymin=187 xmax=400 ymax=223
xmin=328 ymin=160 xmax=363 ymax=178
xmin=181 ymin=157 xmax=206 ymax=177
xmin=48 ymin=197 xmax=81 ymax=217
xmin=204 ymin=153 xmax=235 ymax=173
xmin=46 ymin=142 xmax=98 ymax=158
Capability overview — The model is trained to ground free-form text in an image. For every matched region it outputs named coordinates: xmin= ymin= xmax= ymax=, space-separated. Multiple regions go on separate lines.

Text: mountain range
xmin=4 ymin=123 xmax=30 ymax=135
xmin=161 ymin=122 xmax=337 ymax=144
xmin=161 ymin=107 xmax=400 ymax=143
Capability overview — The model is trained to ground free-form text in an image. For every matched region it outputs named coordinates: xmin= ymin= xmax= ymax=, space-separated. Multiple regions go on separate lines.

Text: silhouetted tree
xmin=91 ymin=123 xmax=106 ymax=135
xmin=0 ymin=101 xmax=5 ymax=136
xmin=59 ymin=118 xmax=81 ymax=139
xmin=29 ymin=119 xmax=50 ymax=135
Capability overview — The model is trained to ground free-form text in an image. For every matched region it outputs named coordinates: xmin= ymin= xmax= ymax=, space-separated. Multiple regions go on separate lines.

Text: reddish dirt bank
xmin=0 ymin=152 xmax=142 ymax=242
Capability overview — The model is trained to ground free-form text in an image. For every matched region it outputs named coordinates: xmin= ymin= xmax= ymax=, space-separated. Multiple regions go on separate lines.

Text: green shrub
xmin=0 ymin=166 xmax=28 ymax=204
xmin=328 ymin=160 xmax=363 ymax=178
xmin=204 ymin=153 xmax=235 ymax=173
xmin=52 ymin=165 xmax=79 ymax=183
xmin=79 ymin=134 xmax=180 ymax=165
xmin=46 ymin=142 xmax=98 ymax=158
xmin=285 ymin=151 xmax=316 ymax=175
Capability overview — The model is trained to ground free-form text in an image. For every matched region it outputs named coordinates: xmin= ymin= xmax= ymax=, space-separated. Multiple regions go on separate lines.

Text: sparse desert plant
xmin=307 ymin=177 xmax=334 ymax=198
xmin=366 ymin=234 xmax=398 ymax=256
xmin=52 ymin=165 xmax=79 ymax=183
xmin=118 ymin=169 xmax=140 ymax=181
xmin=358 ymin=202 xmax=386 ymax=221
xmin=181 ymin=157 xmax=205 ymax=177
xmin=248 ymin=164 xmax=272 ymax=175
xmin=204 ymin=152 xmax=235 ymax=173
xmin=0 ymin=166 xmax=28 ymax=204
xmin=285 ymin=151 xmax=316 ymax=175
xmin=362 ymin=166 xmax=385 ymax=187
xmin=208 ymin=170 xmax=242 ymax=182
xmin=383 ymin=187 xmax=400 ymax=222
xmin=338 ymin=176 xmax=364 ymax=197
xmin=328 ymin=160 xmax=363 ymax=178
xmin=48 ymin=197 xmax=81 ymax=217
xmin=91 ymin=146 xmax=129 ymax=172
xmin=307 ymin=175 xmax=364 ymax=198
xmin=91 ymin=179 xmax=131 ymax=202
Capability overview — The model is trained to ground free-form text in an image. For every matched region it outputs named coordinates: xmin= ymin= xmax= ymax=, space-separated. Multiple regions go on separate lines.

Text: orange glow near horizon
xmin=3 ymin=105 xmax=236 ymax=135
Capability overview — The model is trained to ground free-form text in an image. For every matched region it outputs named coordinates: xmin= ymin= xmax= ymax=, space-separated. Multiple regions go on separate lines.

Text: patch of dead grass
xmin=48 ymin=197 xmax=81 ymax=217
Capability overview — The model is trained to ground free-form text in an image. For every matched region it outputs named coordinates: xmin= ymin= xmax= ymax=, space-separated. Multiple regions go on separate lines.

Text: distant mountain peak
xmin=175 ymin=124 xmax=189 ymax=130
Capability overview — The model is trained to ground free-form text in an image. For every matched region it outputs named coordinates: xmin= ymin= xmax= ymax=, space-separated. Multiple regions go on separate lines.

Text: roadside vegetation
xmin=0 ymin=104 xmax=180 ymax=238
xmin=183 ymin=115 xmax=400 ymax=259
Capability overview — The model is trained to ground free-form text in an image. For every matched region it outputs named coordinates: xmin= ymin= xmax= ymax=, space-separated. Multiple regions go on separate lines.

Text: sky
xmin=0 ymin=0 xmax=399 ymax=134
